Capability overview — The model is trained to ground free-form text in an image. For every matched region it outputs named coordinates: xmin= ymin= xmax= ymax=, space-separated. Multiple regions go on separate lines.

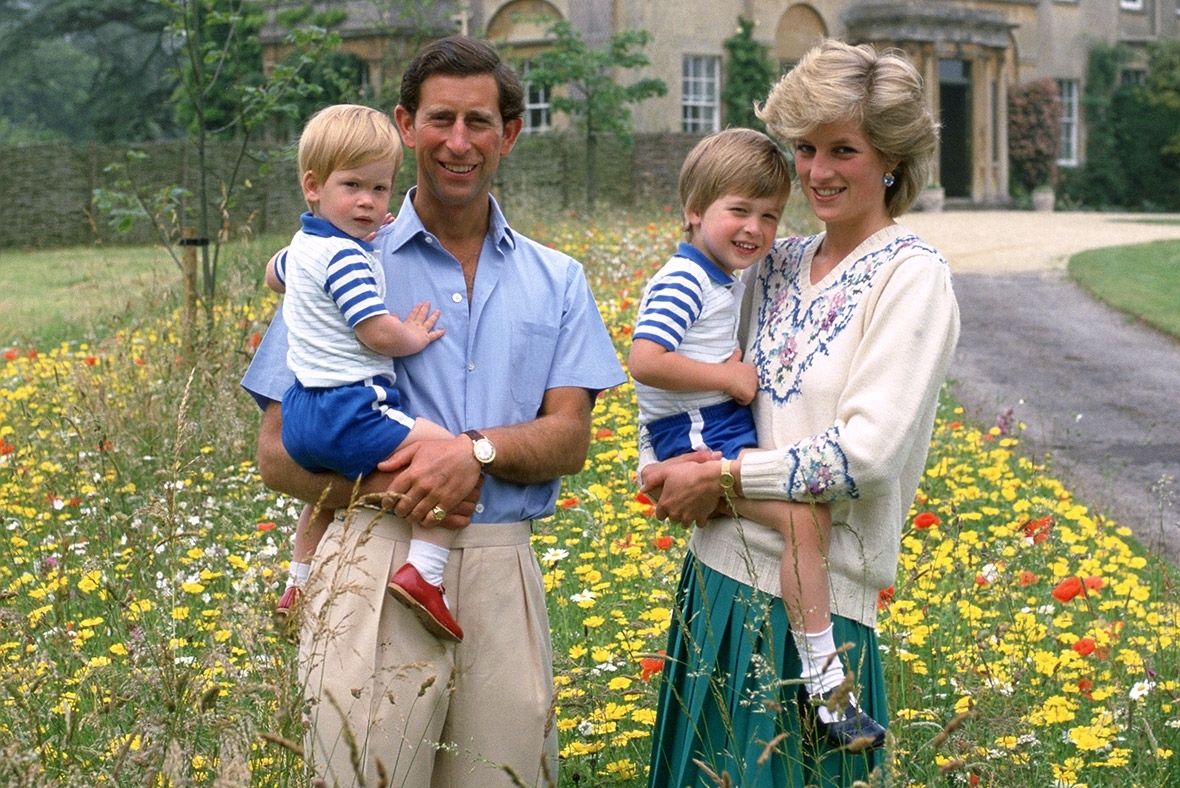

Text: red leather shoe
xmin=388 ymin=563 xmax=463 ymax=643
xmin=274 ymin=585 xmax=301 ymax=618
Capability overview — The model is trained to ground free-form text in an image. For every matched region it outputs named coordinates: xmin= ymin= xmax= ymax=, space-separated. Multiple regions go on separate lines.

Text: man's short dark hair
xmin=399 ymin=36 xmax=525 ymax=124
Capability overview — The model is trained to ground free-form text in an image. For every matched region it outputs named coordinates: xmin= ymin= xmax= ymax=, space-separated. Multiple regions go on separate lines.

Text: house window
xmin=520 ymin=62 xmax=550 ymax=134
xmin=1120 ymin=0 xmax=1144 ymax=9
xmin=1057 ymin=79 xmax=1079 ymax=166
xmin=1121 ymin=69 xmax=1146 ymax=86
xmin=682 ymin=55 xmax=720 ymax=133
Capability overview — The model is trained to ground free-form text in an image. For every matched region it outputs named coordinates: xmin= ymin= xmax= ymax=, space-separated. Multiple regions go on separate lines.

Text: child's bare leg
xmin=733 ymin=499 xmax=870 ymax=712
xmin=386 ymin=418 xmax=464 ymax=642
xmin=278 ymin=502 xmax=334 ymax=615
xmin=731 ymin=498 xmax=832 ymax=633
xmin=398 ymin=418 xmax=458 ymax=552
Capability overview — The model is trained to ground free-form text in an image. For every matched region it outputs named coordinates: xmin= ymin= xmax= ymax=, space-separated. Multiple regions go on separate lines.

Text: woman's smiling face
xmin=793 ymin=119 xmax=897 ymax=235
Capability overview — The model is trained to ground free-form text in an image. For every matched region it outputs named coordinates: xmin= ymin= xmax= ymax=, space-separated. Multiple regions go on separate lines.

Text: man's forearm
xmin=481 ymin=387 xmax=594 ymax=485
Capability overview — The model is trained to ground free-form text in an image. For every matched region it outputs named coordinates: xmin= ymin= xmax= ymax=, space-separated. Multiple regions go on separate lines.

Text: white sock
xmin=287 ymin=561 xmax=311 ymax=589
xmin=793 ymin=624 xmax=847 ymax=696
xmin=794 ymin=625 xmax=865 ymax=723
xmin=406 ymin=540 xmax=449 ymax=589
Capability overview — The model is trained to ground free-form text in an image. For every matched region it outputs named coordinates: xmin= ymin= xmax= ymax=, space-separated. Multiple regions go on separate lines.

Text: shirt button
xmin=424 ymin=236 xmax=434 ymax=244
xmin=474 ymin=503 xmax=485 ymax=514
xmin=467 ymin=362 xmax=475 ymax=371
xmin=451 ymin=292 xmax=463 ymax=303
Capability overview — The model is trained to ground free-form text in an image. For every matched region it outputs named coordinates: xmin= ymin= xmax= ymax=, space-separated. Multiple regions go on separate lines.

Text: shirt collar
xmin=299 ymin=212 xmax=374 ymax=251
xmin=674 ymin=242 xmax=736 ymax=285
xmin=381 ymin=187 xmax=518 ymax=254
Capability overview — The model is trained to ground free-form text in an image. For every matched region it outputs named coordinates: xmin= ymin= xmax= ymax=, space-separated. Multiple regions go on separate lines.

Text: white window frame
xmin=1121 ymin=0 xmax=1144 ymax=10
xmin=1057 ymin=79 xmax=1079 ymax=166
xmin=682 ymin=54 xmax=720 ymax=134
xmin=520 ymin=62 xmax=551 ymax=135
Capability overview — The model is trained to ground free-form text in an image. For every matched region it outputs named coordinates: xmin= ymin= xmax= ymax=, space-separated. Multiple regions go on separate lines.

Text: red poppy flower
xmin=1018 ymin=570 xmax=1038 ymax=586
xmin=635 ymin=492 xmax=653 ymax=506
xmin=653 ymin=535 xmax=674 ymax=550
xmin=877 ymin=586 xmax=895 ymax=610
xmin=1052 ymin=576 xmax=1085 ymax=603
xmin=256 ymin=521 xmax=277 ymax=532
xmin=1072 ymin=637 xmax=1096 ymax=656
xmin=0 ymin=439 xmax=13 ymax=455
xmin=1021 ymin=515 xmax=1053 ymax=544
xmin=1084 ymin=575 xmax=1103 ymax=592
xmin=596 ymin=428 xmax=614 ymax=440
xmin=3 ymin=347 xmax=16 ymax=360
xmin=640 ymin=651 xmax=666 ymax=681
xmin=559 ymin=497 xmax=579 ymax=509
xmin=913 ymin=512 xmax=940 ymax=530
xmin=1077 ymin=678 xmax=1094 ymax=700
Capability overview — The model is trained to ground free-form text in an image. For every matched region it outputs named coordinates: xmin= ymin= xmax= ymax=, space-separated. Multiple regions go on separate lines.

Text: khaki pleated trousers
xmin=298 ymin=507 xmax=558 ymax=788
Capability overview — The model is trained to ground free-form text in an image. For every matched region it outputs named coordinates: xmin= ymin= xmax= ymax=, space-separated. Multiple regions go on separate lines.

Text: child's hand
xmin=363 ymin=213 xmax=395 ymax=243
xmin=721 ymin=350 xmax=759 ymax=405
xmin=401 ymin=301 xmax=445 ymax=353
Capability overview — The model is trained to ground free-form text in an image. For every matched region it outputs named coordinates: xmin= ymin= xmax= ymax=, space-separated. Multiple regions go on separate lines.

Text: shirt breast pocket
xmin=511 ymin=320 xmax=557 ymax=412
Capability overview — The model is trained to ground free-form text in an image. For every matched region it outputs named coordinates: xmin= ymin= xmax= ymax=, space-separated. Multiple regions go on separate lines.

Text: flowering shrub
xmin=0 ymin=212 xmax=1176 ymax=787
xmin=1009 ymin=78 xmax=1063 ymax=193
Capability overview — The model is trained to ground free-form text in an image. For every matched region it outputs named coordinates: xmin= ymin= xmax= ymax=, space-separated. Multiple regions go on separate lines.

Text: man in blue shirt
xmin=242 ymin=36 xmax=625 ymax=788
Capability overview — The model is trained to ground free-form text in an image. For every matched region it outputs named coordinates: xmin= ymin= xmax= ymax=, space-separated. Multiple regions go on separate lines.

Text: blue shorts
xmin=281 ymin=377 xmax=415 ymax=480
xmin=645 ymin=399 xmax=758 ymax=461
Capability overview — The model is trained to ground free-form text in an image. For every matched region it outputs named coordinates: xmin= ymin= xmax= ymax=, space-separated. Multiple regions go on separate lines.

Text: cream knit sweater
xmin=689 ymin=223 xmax=960 ymax=628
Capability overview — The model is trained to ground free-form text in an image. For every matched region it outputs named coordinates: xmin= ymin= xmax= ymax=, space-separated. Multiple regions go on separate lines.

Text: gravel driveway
xmin=897 ymin=210 xmax=1180 ymax=566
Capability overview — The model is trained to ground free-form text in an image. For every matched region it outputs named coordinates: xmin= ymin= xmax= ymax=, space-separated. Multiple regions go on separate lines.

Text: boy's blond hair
xmin=678 ymin=128 xmax=792 ymax=237
xmin=297 ymin=104 xmax=402 ymax=205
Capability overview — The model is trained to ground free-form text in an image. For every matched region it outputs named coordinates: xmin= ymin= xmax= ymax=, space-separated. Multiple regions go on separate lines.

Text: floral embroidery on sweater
xmin=750 ymin=232 xmax=936 ymax=501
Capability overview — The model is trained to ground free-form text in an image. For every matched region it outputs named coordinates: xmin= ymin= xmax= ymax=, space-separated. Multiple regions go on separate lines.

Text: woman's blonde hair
xmin=756 ymin=39 xmax=938 ymax=217
xmin=297 ymin=104 xmax=402 ymax=192
xmin=679 ymin=128 xmax=792 ymax=236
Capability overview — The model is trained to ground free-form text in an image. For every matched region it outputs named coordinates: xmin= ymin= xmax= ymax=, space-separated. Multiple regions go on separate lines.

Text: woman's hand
xmin=640 ymin=450 xmax=725 ymax=529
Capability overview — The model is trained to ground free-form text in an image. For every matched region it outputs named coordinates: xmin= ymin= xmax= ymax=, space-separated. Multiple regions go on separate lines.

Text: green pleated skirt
xmin=648 ymin=552 xmax=888 ymax=788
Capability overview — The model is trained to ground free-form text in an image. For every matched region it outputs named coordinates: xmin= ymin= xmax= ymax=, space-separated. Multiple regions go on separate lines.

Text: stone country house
xmin=261 ymin=0 xmax=1180 ymax=206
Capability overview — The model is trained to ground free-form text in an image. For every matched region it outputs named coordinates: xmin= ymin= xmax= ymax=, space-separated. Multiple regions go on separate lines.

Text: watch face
xmin=474 ymin=439 xmax=495 ymax=464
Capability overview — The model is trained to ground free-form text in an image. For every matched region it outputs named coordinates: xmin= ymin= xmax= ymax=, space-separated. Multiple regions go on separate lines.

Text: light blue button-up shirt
xmin=242 ymin=189 xmax=626 ymax=522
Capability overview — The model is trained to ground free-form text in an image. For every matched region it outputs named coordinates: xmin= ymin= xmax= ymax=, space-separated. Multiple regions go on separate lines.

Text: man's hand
xmin=640 ymin=450 xmax=725 ymax=528
xmin=377 ymin=436 xmax=483 ymax=528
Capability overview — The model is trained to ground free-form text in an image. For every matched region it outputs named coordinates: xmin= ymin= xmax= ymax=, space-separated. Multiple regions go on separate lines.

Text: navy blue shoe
xmin=799 ymin=687 xmax=887 ymax=752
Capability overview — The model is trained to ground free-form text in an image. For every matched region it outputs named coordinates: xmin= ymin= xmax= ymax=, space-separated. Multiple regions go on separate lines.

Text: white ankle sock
xmin=793 ymin=624 xmax=847 ymax=696
xmin=406 ymin=540 xmax=449 ymax=588
xmin=287 ymin=561 xmax=311 ymax=589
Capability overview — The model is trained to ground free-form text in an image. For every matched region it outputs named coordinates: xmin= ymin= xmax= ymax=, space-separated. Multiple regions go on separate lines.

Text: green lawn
xmin=1069 ymin=238 xmax=1180 ymax=338
xmin=0 ymin=236 xmax=285 ymax=348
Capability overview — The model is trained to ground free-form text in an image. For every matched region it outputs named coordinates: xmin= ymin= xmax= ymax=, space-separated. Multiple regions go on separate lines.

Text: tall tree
xmin=522 ymin=20 xmax=667 ymax=210
xmin=722 ymin=17 xmax=776 ymax=132
xmin=0 ymin=0 xmax=179 ymax=142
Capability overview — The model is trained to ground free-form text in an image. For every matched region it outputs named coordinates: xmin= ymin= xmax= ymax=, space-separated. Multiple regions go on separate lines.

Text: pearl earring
xmin=883 ymin=172 xmax=896 ymax=188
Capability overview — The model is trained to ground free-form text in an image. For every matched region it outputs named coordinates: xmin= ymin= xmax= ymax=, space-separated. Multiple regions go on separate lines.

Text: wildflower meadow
xmin=1 ymin=212 xmax=1177 ymax=788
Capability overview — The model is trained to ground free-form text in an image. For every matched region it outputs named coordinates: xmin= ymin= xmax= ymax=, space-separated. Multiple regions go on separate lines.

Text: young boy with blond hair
xmin=267 ymin=103 xmax=463 ymax=642
xmin=631 ymin=127 xmax=881 ymax=737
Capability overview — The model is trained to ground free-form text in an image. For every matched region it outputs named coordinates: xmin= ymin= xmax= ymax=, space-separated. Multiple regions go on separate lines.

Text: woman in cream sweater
xmin=642 ymin=39 xmax=961 ymax=788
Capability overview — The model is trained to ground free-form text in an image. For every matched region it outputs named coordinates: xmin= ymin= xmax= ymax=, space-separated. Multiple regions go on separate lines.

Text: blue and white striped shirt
xmin=633 ymin=243 xmax=744 ymax=423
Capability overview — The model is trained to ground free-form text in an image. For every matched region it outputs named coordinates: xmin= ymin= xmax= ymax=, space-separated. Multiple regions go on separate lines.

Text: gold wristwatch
xmin=712 ymin=455 xmax=731 ymax=493
xmin=463 ymin=429 xmax=496 ymax=468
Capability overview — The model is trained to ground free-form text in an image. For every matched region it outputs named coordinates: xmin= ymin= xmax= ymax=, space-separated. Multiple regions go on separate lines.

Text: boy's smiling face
xmin=686 ymin=193 xmax=784 ymax=276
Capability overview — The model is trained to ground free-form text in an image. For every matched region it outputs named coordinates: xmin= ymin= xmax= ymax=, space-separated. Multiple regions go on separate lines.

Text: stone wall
xmin=1 ymin=133 xmax=706 ymax=249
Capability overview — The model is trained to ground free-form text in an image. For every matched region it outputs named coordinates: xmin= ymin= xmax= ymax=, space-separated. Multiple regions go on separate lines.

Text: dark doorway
xmin=939 ymin=59 xmax=972 ymax=199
